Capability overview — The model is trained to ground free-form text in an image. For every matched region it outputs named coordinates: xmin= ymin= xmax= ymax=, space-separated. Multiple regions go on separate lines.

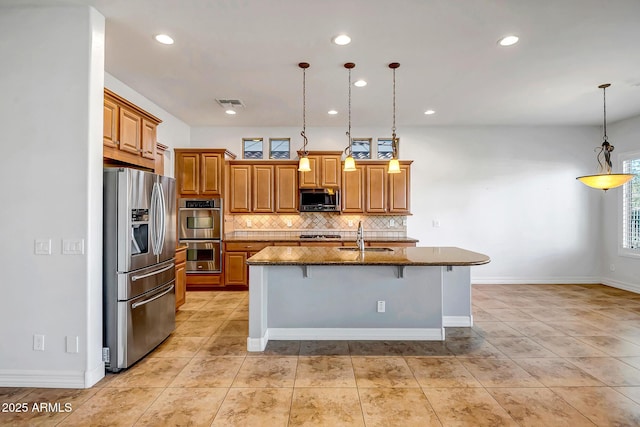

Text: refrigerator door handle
xmin=150 ymin=182 xmax=159 ymax=255
xmin=131 ymin=263 xmax=174 ymax=281
xmin=157 ymin=183 xmax=166 ymax=254
xmin=131 ymin=284 xmax=174 ymax=309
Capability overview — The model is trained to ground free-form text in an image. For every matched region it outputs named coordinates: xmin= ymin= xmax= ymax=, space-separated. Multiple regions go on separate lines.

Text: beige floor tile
xmin=295 ymin=356 xmax=356 ymax=387
xmin=423 ymin=387 xmax=518 ymax=426
xmin=483 ymin=308 xmax=536 ymax=321
xmin=178 ymin=299 xmax=209 ymax=311
xmin=473 ymin=321 xmax=523 ymax=338
xmin=249 ymin=340 xmax=301 ymax=356
xmin=619 ymin=356 xmax=640 ymax=369
xmin=531 ymin=335 xmax=607 ymax=357
xmin=196 ymin=335 xmax=248 ymax=357
xmin=351 ymin=356 xmax=419 ymax=388
xmin=135 ymin=387 xmax=226 ymax=426
xmin=106 ymin=357 xmax=190 ymax=388
xmin=445 ymin=336 xmax=508 ymax=359
xmin=505 ymin=320 xmax=566 ymax=337
xmin=460 ymin=358 xmax=543 ymax=387
xmin=0 ymin=387 xmax=97 ymax=426
xmin=592 ymin=307 xmax=640 ymax=321
xmin=485 ymin=336 xmax=557 ymax=358
xmin=576 ymin=335 xmax=640 ymax=357
xmin=445 ymin=327 xmax=480 ymax=338
xmin=548 ymin=320 xmax=608 ymax=336
xmin=359 ymin=388 xmax=442 ymax=426
xmin=613 ymin=386 xmax=640 ymax=404
xmin=175 ymin=309 xmax=196 ymax=322
xmin=217 ymin=319 xmax=249 ymax=336
xmin=188 ymin=308 xmax=236 ymax=321
xmin=148 ymin=336 xmax=207 ymax=358
xmin=172 ymin=319 xmax=224 ymax=337
xmin=58 ymin=387 xmax=162 ymax=427
xmin=566 ymin=357 xmax=640 ymax=386
xmin=212 ymin=388 xmax=292 ymax=427
xmin=348 ymin=340 xmax=406 ymax=356
xmin=232 ymin=356 xmax=298 ymax=387
xmin=299 ymin=340 xmax=350 ymax=355
xmin=405 ymin=357 xmax=481 ymax=388
xmin=289 ymin=387 xmax=364 ymax=426
xmin=472 ymin=299 xmax=512 ymax=309
xmin=487 ymin=387 xmax=594 ymax=427
xmin=472 ymin=307 xmax=500 ymax=321
xmin=228 ymin=307 xmax=249 ymax=321
xmin=169 ymin=356 xmax=245 ymax=388
xmin=551 ymin=386 xmax=640 ymax=426
xmin=0 ymin=387 xmax=33 ymax=402
xmin=514 ymin=357 xmax=603 ymax=387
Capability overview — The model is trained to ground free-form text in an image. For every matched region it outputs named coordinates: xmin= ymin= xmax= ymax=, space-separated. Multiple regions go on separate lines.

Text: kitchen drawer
xmin=175 ymin=246 xmax=187 ymax=263
xmin=224 ymin=241 xmax=271 ymax=252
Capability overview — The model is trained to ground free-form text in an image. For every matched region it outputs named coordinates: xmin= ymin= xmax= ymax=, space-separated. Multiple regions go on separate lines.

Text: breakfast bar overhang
xmin=246 ymin=246 xmax=490 ymax=351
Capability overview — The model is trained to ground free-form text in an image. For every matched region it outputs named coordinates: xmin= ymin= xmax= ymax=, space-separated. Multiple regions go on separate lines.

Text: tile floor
xmin=3 ymin=284 xmax=640 ymax=426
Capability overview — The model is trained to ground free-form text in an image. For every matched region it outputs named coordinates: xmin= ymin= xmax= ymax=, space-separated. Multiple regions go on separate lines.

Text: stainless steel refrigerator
xmin=103 ymin=167 xmax=176 ymax=372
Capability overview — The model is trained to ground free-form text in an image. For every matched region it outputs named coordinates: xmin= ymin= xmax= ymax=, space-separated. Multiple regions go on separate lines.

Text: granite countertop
xmin=224 ymin=233 xmax=419 ymax=243
xmin=246 ymin=246 xmax=490 ymax=266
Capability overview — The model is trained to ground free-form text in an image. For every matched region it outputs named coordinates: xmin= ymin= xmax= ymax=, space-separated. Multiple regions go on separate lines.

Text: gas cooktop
xmin=299 ymin=234 xmax=342 ymax=239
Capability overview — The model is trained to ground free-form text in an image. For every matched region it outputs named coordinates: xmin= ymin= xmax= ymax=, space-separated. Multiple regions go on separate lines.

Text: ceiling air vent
xmin=216 ymin=99 xmax=245 ymax=109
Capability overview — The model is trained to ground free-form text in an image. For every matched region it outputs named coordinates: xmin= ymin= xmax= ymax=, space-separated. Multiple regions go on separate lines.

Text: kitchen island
xmin=246 ymin=246 xmax=490 ymax=351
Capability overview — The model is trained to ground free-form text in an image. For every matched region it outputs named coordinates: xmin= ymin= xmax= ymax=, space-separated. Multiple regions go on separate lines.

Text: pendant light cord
xmin=301 ymin=65 xmax=308 ymax=155
xmin=392 ymin=66 xmax=397 ymax=158
xmin=602 ymin=85 xmax=608 ymax=142
xmin=346 ymin=66 xmax=352 ymax=156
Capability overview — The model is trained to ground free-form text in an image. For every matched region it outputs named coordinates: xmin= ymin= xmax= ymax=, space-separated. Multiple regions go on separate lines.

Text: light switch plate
xmin=34 ymin=239 xmax=51 ymax=255
xmin=66 ymin=336 xmax=79 ymax=353
xmin=62 ymin=239 xmax=84 ymax=255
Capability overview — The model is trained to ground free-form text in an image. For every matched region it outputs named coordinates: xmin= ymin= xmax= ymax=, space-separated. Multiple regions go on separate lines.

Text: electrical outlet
xmin=62 ymin=239 xmax=84 ymax=255
xmin=66 ymin=336 xmax=79 ymax=353
xmin=348 ymin=220 xmax=353 ymax=227
xmin=610 ymin=264 xmax=616 ymax=272
xmin=246 ymin=219 xmax=252 ymax=227
xmin=33 ymin=334 xmax=45 ymax=351
xmin=390 ymin=219 xmax=395 ymax=227
xmin=286 ymin=219 xmax=292 ymax=227
xmin=432 ymin=220 xmax=440 ymax=228
xmin=377 ymin=300 xmax=386 ymax=313
xmin=34 ymin=239 xmax=51 ymax=255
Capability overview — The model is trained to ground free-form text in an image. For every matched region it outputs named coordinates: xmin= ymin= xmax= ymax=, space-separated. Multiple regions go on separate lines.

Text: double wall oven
xmin=178 ymin=199 xmax=222 ymax=273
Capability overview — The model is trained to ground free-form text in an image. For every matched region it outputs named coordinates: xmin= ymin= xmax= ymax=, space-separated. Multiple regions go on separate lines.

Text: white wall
xmin=0 ymin=6 xmax=104 ymax=387
xmin=602 ymin=114 xmax=640 ymax=292
xmin=104 ymin=73 xmax=191 ymax=177
xmin=192 ymin=125 xmax=602 ymax=283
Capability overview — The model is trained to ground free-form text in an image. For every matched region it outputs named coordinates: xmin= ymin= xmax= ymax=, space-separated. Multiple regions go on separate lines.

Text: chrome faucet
xmin=356 ymin=221 xmax=365 ymax=251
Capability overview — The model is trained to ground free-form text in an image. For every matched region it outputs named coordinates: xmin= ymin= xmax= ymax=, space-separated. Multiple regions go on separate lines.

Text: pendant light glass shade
xmin=298 ymin=156 xmax=311 ymax=172
xmin=297 ymin=62 xmax=312 ymax=173
xmin=387 ymin=158 xmax=400 ymax=174
xmin=576 ymin=83 xmax=635 ymax=191
xmin=344 ymin=155 xmax=356 ymax=172
xmin=576 ymin=173 xmax=634 ymax=190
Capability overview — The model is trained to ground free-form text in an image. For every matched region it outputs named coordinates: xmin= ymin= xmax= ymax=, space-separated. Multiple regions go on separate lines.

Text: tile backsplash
xmin=225 ymin=213 xmax=407 ymax=237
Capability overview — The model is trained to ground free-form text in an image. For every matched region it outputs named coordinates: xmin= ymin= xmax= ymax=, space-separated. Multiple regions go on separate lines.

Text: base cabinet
xmin=175 ymin=246 xmax=186 ymax=310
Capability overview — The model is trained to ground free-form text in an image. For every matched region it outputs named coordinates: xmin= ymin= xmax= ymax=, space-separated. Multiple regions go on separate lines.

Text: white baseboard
xmin=600 ymin=277 xmax=640 ymax=294
xmin=266 ymin=327 xmax=444 ymax=341
xmin=443 ymin=315 xmax=473 ymax=327
xmin=472 ymin=276 xmax=601 ymax=285
xmin=84 ymin=362 xmax=105 ymax=388
xmin=247 ymin=332 xmax=269 ymax=352
xmin=0 ymin=369 xmax=87 ymax=388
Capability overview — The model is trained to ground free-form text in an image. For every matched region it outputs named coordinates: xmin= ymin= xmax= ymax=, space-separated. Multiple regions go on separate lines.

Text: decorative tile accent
xmin=227 ymin=213 xmax=407 ymax=238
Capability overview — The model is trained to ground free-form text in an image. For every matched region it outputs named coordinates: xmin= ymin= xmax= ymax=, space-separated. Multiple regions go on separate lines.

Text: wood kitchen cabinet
xmin=224 ymin=241 xmax=272 ymax=287
xmin=175 ymin=246 xmax=187 ymax=310
xmin=341 ymin=161 xmax=412 ymax=214
xmin=175 ymin=149 xmax=235 ymax=198
xmin=298 ymin=151 xmax=342 ymax=189
xmin=227 ymin=161 xmax=298 ymax=213
xmin=155 ymin=142 xmax=168 ymax=175
xmin=103 ymin=88 xmax=161 ymax=171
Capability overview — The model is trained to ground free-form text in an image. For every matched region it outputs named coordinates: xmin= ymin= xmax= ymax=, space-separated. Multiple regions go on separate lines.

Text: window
xmin=377 ymin=138 xmax=397 ymax=159
xmin=242 ymin=138 xmax=263 ymax=159
xmin=269 ymin=138 xmax=290 ymax=159
xmin=622 ymin=154 xmax=640 ymax=254
xmin=351 ymin=138 xmax=371 ymax=159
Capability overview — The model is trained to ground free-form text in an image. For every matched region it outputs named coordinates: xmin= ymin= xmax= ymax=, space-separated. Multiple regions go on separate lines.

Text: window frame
xmin=618 ymin=150 xmax=640 ymax=258
xmin=268 ymin=138 xmax=291 ymax=159
xmin=376 ymin=137 xmax=398 ymax=159
xmin=351 ymin=137 xmax=372 ymax=160
xmin=242 ymin=138 xmax=264 ymax=159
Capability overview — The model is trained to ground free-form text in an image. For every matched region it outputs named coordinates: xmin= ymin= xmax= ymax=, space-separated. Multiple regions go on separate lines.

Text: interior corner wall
xmin=191 ymin=124 xmax=602 ymax=284
xmin=602 ymin=114 xmax=640 ymax=293
xmin=0 ymin=6 xmax=104 ymax=388
xmin=104 ymin=73 xmax=191 ymax=178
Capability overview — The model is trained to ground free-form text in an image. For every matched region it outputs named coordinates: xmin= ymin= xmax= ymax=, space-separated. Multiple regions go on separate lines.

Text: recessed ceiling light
xmin=332 ymin=34 xmax=351 ymax=45
xmin=354 ymin=80 xmax=367 ymax=87
xmin=424 ymin=110 xmax=436 ymax=115
xmin=154 ymin=34 xmax=174 ymax=45
xmin=225 ymin=109 xmax=236 ymax=115
xmin=328 ymin=110 xmax=338 ymax=115
xmin=498 ymin=35 xmax=519 ymax=46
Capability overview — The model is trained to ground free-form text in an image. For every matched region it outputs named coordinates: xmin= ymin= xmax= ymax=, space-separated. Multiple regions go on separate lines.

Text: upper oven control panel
xmin=179 ymin=199 xmax=221 ymax=209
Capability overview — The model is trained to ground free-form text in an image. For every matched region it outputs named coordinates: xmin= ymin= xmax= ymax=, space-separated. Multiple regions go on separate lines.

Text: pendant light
xmin=343 ymin=62 xmax=356 ymax=172
xmin=387 ymin=62 xmax=401 ymax=174
xmin=297 ymin=62 xmax=311 ymax=172
xmin=576 ymin=83 xmax=635 ymax=191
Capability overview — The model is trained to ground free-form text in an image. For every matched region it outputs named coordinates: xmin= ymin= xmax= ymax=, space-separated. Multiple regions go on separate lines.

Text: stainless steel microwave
xmin=299 ymin=188 xmax=340 ymax=212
